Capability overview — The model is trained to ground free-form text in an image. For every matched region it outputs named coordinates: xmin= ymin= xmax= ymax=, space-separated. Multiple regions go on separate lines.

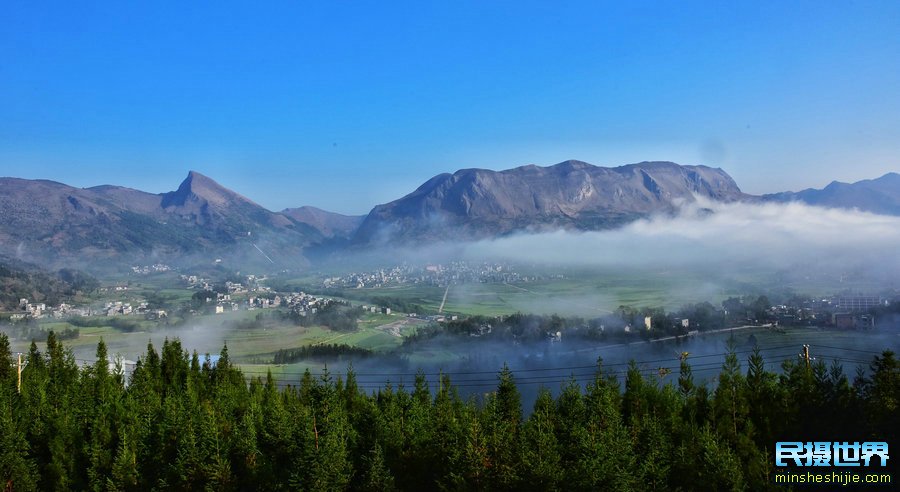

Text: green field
xmin=4 ymin=309 xmax=427 ymax=365
xmin=297 ymin=260 xmax=895 ymax=320
xmin=335 ymin=270 xmax=738 ymax=317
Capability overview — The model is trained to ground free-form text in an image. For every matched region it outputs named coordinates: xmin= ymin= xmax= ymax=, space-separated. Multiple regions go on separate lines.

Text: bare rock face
xmin=353 ymin=160 xmax=745 ymax=244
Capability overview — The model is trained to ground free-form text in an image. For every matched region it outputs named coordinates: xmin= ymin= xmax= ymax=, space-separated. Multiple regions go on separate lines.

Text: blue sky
xmin=2 ymin=1 xmax=899 ymax=214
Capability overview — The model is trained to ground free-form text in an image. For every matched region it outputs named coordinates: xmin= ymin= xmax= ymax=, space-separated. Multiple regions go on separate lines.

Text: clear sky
xmin=2 ymin=1 xmax=899 ymax=214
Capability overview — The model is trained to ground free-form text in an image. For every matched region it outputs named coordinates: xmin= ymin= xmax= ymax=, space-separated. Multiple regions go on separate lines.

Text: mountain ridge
xmin=762 ymin=172 xmax=900 ymax=215
xmin=1 ymin=163 xmax=898 ymax=267
xmin=0 ymin=171 xmax=319 ymax=269
xmin=353 ymin=160 xmax=747 ymax=244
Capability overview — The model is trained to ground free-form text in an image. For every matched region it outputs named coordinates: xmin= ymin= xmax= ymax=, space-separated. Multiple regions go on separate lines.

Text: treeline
xmin=273 ymin=344 xmax=373 ymax=364
xmin=0 ymin=332 xmax=898 ymax=490
xmin=284 ymin=303 xmax=364 ymax=332
xmin=367 ymin=296 xmax=431 ymax=316
xmin=404 ymin=312 xmax=639 ymax=345
xmin=0 ymin=260 xmax=98 ymax=309
xmin=0 ymin=324 xmax=79 ymax=342
xmin=68 ymin=316 xmax=143 ymax=332
xmin=426 ymin=313 xmax=595 ymax=342
xmin=408 ymin=302 xmax=756 ymax=346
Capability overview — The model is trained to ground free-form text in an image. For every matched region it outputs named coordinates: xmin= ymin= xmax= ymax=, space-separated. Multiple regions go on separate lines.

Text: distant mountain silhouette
xmin=763 ymin=172 xmax=900 ymax=215
xmin=281 ymin=206 xmax=364 ymax=239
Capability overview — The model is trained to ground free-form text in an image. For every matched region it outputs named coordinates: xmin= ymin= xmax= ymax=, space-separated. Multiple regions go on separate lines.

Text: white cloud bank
xmin=462 ymin=199 xmax=900 ymax=274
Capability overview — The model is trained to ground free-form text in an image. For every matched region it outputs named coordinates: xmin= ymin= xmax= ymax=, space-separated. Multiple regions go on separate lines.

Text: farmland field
xmin=331 ymin=269 xmax=740 ymax=317
xmin=4 ymin=309 xmax=426 ymax=364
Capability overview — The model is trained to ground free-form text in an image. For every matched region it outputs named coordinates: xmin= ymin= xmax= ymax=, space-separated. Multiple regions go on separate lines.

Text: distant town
xmin=321 ymin=261 xmax=564 ymax=289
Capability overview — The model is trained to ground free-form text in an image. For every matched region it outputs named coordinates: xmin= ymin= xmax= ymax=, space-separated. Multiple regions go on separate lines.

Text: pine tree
xmin=859 ymin=350 xmax=899 ymax=446
xmin=0 ymin=384 xmax=38 ymax=491
xmin=107 ymin=429 xmax=140 ymax=491
xmin=495 ymin=364 xmax=521 ymax=426
xmin=623 ymin=360 xmax=647 ymax=425
xmin=576 ymin=367 xmax=635 ymax=490
xmin=483 ymin=364 xmax=522 ymax=489
xmin=359 ymin=444 xmax=397 ymax=492
xmin=520 ymin=387 xmax=562 ymax=490
xmin=745 ymin=347 xmax=781 ymax=446
xmin=554 ymin=377 xmax=585 ymax=469
xmin=448 ymin=402 xmax=490 ymax=490
xmin=431 ymin=373 xmax=464 ymax=488
xmin=713 ymin=343 xmax=750 ymax=445
xmin=199 ymin=403 xmax=233 ymax=490
xmin=309 ymin=377 xmax=353 ymax=491
xmin=0 ymin=333 xmax=15 ymax=390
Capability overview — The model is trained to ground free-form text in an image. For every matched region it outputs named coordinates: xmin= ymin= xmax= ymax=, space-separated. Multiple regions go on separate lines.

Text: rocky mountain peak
xmin=162 ymin=171 xmax=252 ymax=209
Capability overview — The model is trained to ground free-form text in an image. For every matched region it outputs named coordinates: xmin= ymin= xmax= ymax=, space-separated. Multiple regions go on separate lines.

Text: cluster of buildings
xmin=418 ymin=313 xmax=459 ymax=323
xmin=361 ymin=305 xmax=392 ymax=315
xmin=180 ymin=274 xmax=212 ymax=291
xmin=8 ymin=297 xmax=172 ymax=322
xmin=767 ymin=294 xmax=890 ymax=329
xmin=130 ymin=264 xmax=173 ymax=275
xmin=322 ymin=262 xmax=558 ymax=289
xmin=97 ymin=285 xmax=129 ymax=293
xmin=251 ymin=292 xmax=336 ymax=317
xmin=11 ymin=299 xmax=90 ymax=320
xmin=181 ymin=273 xmax=263 ymax=294
xmin=103 ymin=300 xmax=167 ymax=319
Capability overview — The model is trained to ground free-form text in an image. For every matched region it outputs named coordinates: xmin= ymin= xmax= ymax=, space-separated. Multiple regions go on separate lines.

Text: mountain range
xmin=0 ymin=172 xmax=324 ymax=269
xmin=1 ymin=162 xmax=897 ymax=269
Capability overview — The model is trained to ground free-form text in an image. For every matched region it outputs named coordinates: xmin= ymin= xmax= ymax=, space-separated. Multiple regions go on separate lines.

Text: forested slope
xmin=0 ymin=333 xmax=897 ymax=490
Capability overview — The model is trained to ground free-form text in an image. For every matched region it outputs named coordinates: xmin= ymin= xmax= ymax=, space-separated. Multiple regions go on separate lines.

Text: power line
xmin=811 ymin=344 xmax=890 ymax=356
xmin=254 ymin=356 xmax=869 ymax=391
xmin=44 ymin=343 xmax=889 ymax=391
xmin=236 ymin=353 xmax=795 ymax=385
xmin=234 ymin=344 xmax=804 ymax=378
xmin=248 ymin=351 xmax=882 ymax=390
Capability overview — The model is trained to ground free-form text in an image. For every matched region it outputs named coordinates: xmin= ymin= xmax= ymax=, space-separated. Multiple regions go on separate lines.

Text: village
xmin=321 ymin=261 xmax=565 ymax=289
xmin=7 ymin=267 xmax=346 ymax=323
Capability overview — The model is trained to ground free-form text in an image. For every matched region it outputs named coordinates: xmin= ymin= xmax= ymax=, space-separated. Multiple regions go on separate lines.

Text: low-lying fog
xmin=5 ymin=199 xmax=900 ymax=407
xmin=460 ymin=198 xmax=900 ymax=278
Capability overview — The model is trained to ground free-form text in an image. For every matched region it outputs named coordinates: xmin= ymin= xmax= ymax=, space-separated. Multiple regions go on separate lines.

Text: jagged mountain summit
xmin=353 ymin=160 xmax=746 ymax=244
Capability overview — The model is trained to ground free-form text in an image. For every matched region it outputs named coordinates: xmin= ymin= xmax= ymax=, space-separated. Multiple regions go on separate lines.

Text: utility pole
xmin=801 ymin=344 xmax=810 ymax=370
xmin=313 ymin=415 xmax=319 ymax=451
xmin=17 ymin=353 xmax=23 ymax=393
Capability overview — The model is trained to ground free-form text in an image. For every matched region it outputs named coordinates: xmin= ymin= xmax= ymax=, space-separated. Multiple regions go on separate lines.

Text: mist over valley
xmin=3 ymin=160 xmax=899 ymax=395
